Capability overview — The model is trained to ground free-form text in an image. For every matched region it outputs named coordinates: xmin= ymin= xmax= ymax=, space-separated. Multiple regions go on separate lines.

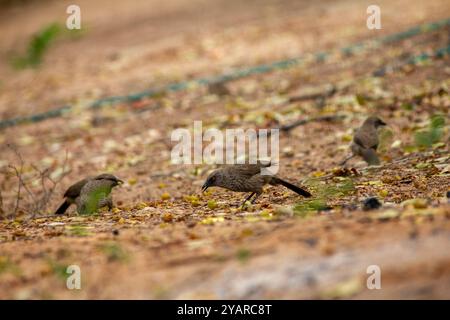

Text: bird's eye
xmin=210 ymin=176 xmax=216 ymax=182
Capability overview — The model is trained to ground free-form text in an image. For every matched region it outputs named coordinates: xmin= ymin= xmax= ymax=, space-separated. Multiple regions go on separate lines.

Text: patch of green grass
xmin=10 ymin=22 xmax=86 ymax=70
xmin=152 ymin=285 xmax=171 ymax=299
xmin=11 ymin=23 xmax=62 ymax=69
xmin=99 ymin=242 xmax=129 ymax=262
xmin=236 ymin=248 xmax=251 ymax=263
xmin=355 ymin=94 xmax=366 ymax=106
xmin=294 ymin=178 xmax=355 ymax=217
xmin=46 ymin=259 xmax=68 ymax=280
xmin=305 ymin=177 xmax=355 ymax=199
xmin=0 ymin=256 xmax=21 ymax=276
xmin=294 ymin=199 xmax=328 ymax=217
xmin=66 ymin=224 xmax=90 ymax=237
xmin=414 ymin=114 xmax=446 ymax=149
xmin=401 ymin=102 xmax=414 ymax=111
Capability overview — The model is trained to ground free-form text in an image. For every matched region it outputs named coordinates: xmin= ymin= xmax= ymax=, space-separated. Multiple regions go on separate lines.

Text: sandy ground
xmin=0 ymin=0 xmax=449 ymax=299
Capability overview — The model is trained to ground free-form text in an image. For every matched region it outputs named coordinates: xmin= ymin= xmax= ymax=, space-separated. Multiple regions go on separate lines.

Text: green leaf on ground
xmin=414 ymin=114 xmax=445 ymax=148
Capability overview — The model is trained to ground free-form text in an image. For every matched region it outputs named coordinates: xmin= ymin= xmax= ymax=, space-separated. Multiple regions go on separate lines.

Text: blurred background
xmin=0 ymin=0 xmax=448 ymax=119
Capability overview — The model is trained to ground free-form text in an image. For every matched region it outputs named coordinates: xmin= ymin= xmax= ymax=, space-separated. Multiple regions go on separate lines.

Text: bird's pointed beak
xmin=117 ymin=179 xmax=124 ymax=185
xmin=201 ymin=181 xmax=210 ymax=193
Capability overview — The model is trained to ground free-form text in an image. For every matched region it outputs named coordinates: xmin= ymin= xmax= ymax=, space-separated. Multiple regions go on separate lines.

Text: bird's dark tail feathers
xmin=55 ymin=200 xmax=70 ymax=215
xmin=361 ymin=148 xmax=380 ymax=165
xmin=271 ymin=177 xmax=312 ymax=197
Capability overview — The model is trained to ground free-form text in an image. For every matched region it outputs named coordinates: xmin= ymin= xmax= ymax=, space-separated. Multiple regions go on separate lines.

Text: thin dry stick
xmin=9 ymin=165 xmax=37 ymax=205
xmin=279 ymin=114 xmax=347 ymax=132
xmin=7 ymin=144 xmax=71 ymax=218
xmin=6 ymin=145 xmax=25 ymax=217
xmin=28 ymin=150 xmax=70 ymax=218
xmin=11 ymin=168 xmax=21 ymax=216
xmin=0 ymin=188 xmax=4 ymax=217
xmin=287 ymin=86 xmax=337 ymax=103
xmin=7 ymin=144 xmax=37 ymax=215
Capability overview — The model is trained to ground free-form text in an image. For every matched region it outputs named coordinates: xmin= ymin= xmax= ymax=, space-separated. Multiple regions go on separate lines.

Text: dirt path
xmin=0 ymin=0 xmax=449 ymax=299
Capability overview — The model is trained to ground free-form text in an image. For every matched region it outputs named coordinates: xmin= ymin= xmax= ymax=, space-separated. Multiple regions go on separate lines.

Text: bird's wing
xmin=63 ymin=178 xmax=90 ymax=198
xmin=231 ymin=165 xmax=261 ymax=177
xmin=225 ymin=163 xmax=268 ymax=177
xmin=354 ymin=128 xmax=378 ymax=149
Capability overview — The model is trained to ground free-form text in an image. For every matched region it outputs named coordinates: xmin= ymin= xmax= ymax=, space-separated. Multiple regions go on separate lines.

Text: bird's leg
xmin=340 ymin=154 xmax=354 ymax=166
xmin=251 ymin=192 xmax=262 ymax=204
xmin=98 ymin=196 xmax=113 ymax=211
xmin=106 ymin=196 xmax=113 ymax=210
xmin=241 ymin=192 xmax=255 ymax=208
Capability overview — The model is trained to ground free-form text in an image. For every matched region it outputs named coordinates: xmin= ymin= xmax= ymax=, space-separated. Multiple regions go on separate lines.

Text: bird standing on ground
xmin=341 ymin=116 xmax=387 ymax=166
xmin=54 ymin=174 xmax=123 ymax=215
xmin=208 ymin=81 xmax=230 ymax=96
xmin=201 ymin=162 xmax=312 ymax=206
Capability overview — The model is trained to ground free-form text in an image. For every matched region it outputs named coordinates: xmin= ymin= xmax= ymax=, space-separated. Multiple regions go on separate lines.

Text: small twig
xmin=11 ymin=166 xmax=21 ymax=216
xmin=6 ymin=144 xmax=27 ymax=216
xmin=287 ymin=86 xmax=337 ymax=103
xmin=279 ymin=114 xmax=347 ymax=132
xmin=29 ymin=214 xmax=64 ymax=220
xmin=7 ymin=143 xmax=38 ymax=215
xmin=6 ymin=144 xmax=71 ymax=218
xmin=0 ymin=188 xmax=4 ymax=218
xmin=8 ymin=165 xmax=37 ymax=204
xmin=28 ymin=150 xmax=70 ymax=218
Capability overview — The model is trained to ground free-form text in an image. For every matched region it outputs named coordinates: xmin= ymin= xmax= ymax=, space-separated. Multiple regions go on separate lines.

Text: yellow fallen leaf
xmin=162 ymin=213 xmax=173 ymax=222
xmin=401 ymin=198 xmax=428 ymax=209
xmin=184 ymin=195 xmax=200 ymax=206
xmin=128 ymin=178 xmax=138 ymax=185
xmin=391 ymin=140 xmax=402 ymax=148
xmin=161 ymin=193 xmax=171 ymax=200
xmin=376 ymin=209 xmax=400 ymax=221
xmin=367 ymin=180 xmax=383 ymax=186
xmin=207 ymin=200 xmax=218 ymax=210
xmin=200 ymin=216 xmax=224 ymax=225
xmin=135 ymin=202 xmax=148 ymax=210
xmin=321 ymin=277 xmax=362 ymax=299
xmin=312 ymin=171 xmax=326 ymax=178
xmin=341 ymin=134 xmax=352 ymax=142
xmin=378 ymin=189 xmax=389 ymax=198
xmin=111 ymin=208 xmax=121 ymax=214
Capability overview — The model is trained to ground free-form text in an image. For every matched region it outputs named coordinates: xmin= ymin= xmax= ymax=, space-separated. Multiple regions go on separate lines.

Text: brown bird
xmin=208 ymin=81 xmax=230 ymax=96
xmin=201 ymin=162 xmax=312 ymax=206
xmin=55 ymin=174 xmax=123 ymax=215
xmin=341 ymin=116 xmax=387 ymax=166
